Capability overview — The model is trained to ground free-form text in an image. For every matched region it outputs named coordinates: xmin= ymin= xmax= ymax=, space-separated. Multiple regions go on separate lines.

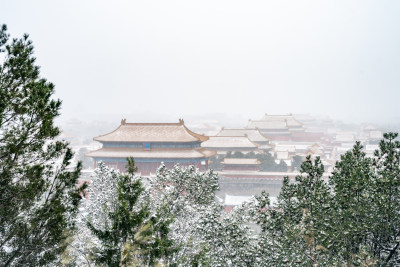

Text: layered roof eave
xmin=93 ymin=119 xmax=209 ymax=143
xmin=86 ymin=147 xmax=216 ymax=159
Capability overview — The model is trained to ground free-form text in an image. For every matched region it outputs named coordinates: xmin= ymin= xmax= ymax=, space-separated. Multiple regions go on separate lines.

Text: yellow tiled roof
xmin=94 ymin=119 xmax=209 ymax=143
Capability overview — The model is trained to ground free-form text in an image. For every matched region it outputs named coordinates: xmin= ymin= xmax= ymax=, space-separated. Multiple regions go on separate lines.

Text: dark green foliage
xmin=252 ymin=133 xmax=400 ymax=266
xmin=370 ymin=133 xmax=400 ymax=264
xmin=88 ymin=158 xmax=148 ymax=266
xmin=208 ymin=154 xmax=224 ymax=171
xmin=276 ymin=159 xmax=288 ymax=172
xmin=0 ymin=24 xmax=85 ymax=265
xmin=210 ymin=150 xmax=287 ymax=172
xmin=324 ymin=134 xmax=400 ymax=265
xmin=292 ymin=155 xmax=303 ymax=171
xmin=88 ymin=158 xmax=175 ymax=266
xmin=327 ymin=141 xmax=376 ymax=265
xmin=256 ymin=152 xmax=287 ymax=172
xmin=255 ymin=156 xmax=332 ymax=265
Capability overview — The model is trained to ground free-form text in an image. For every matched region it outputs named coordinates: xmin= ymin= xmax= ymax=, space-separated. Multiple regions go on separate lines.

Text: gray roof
xmin=216 ymin=128 xmax=270 ymax=143
xmin=246 ymin=114 xmax=304 ymax=129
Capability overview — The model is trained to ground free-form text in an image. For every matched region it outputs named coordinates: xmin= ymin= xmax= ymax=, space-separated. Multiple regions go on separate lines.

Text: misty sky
xmin=2 ymin=1 xmax=400 ymax=124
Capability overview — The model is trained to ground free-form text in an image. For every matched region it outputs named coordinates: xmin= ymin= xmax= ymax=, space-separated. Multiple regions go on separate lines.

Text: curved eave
xmin=93 ymin=121 xmax=209 ymax=143
xmin=86 ymin=147 xmax=215 ymax=159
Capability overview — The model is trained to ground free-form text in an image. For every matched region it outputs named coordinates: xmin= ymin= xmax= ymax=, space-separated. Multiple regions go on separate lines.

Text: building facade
xmin=221 ymin=158 xmax=261 ymax=172
xmin=201 ymin=136 xmax=260 ymax=155
xmin=86 ymin=119 xmax=215 ymax=175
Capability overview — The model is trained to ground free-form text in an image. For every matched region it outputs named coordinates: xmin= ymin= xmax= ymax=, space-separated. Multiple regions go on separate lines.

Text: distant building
xmin=246 ymin=114 xmax=305 ymax=141
xmin=221 ymin=158 xmax=261 ymax=172
xmin=216 ymin=128 xmax=272 ymax=149
xmin=201 ymin=136 xmax=260 ymax=155
xmin=86 ymin=119 xmax=215 ymax=175
xmin=361 ymin=125 xmax=383 ymax=144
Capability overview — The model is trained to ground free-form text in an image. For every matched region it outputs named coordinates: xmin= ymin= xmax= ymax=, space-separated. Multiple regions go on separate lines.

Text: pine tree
xmin=87 ymin=159 xmax=149 ymax=266
xmin=251 ymin=156 xmax=332 ymax=266
xmin=325 ymin=134 xmax=400 ymax=265
xmin=149 ymin=163 xmax=220 ymax=265
xmin=370 ymin=133 xmax=400 ymax=265
xmin=0 ymin=24 xmax=85 ymax=265
xmin=327 ymin=142 xmax=376 ymax=265
xmin=249 ymin=134 xmax=400 ymax=266
xmin=87 ymin=158 xmax=175 ymax=266
xmin=68 ymin=162 xmax=120 ymax=266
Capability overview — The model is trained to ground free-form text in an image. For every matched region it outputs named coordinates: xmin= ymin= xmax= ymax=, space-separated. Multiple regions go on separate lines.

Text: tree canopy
xmin=0 ymin=24 xmax=85 ymax=266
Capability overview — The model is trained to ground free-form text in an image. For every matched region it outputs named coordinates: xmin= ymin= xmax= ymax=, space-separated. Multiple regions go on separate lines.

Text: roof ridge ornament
xmin=178 ymin=118 xmax=184 ymax=125
xmin=121 ymin=118 xmax=126 ymax=125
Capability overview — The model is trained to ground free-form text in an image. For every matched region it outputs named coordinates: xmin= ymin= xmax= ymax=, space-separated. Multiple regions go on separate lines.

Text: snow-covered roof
xmin=260 ymin=114 xmax=303 ymax=127
xmin=222 ymin=158 xmax=261 ymax=165
xmin=258 ymin=144 xmax=273 ymax=150
xmin=246 ymin=120 xmax=288 ymax=130
xmin=274 ymin=145 xmax=296 ymax=153
xmin=335 ymin=132 xmax=356 ymax=142
xmin=276 ymin=151 xmax=289 ymax=159
xmin=224 ymin=194 xmax=253 ymax=206
xmin=94 ymin=119 xmax=208 ymax=143
xmin=216 ymin=128 xmax=270 ymax=143
xmin=86 ymin=147 xmax=215 ymax=159
xmin=292 ymin=114 xmax=315 ymax=123
xmin=224 ymin=194 xmax=278 ymax=207
xmin=201 ymin=136 xmax=259 ymax=149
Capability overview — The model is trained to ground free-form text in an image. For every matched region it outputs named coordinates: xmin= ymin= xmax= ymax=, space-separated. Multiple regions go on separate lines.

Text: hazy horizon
xmin=2 ymin=1 xmax=400 ymax=125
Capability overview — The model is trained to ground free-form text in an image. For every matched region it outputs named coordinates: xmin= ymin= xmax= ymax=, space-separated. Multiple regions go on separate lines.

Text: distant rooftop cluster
xmin=82 ymin=113 xmax=384 ymax=209
xmin=84 ymin=113 xmax=383 ymax=176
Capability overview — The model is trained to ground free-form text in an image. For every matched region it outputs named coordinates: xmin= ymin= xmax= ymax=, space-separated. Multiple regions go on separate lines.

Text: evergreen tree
xmin=324 ymin=134 xmax=400 ymax=265
xmin=87 ymin=159 xmax=148 ymax=266
xmin=69 ymin=162 xmax=120 ymax=266
xmin=370 ymin=133 xmax=400 ymax=265
xmin=256 ymin=152 xmax=286 ymax=172
xmin=250 ymin=134 xmax=400 ymax=266
xmin=150 ymin=163 xmax=220 ymax=265
xmin=276 ymin=159 xmax=288 ymax=172
xmin=152 ymin=163 xmax=257 ymax=266
xmin=87 ymin=158 xmax=174 ymax=266
xmin=251 ymin=156 xmax=332 ymax=266
xmin=0 ymin=24 xmax=85 ymax=265
xmin=327 ymin=142 xmax=377 ymax=265
xmin=292 ymin=155 xmax=303 ymax=171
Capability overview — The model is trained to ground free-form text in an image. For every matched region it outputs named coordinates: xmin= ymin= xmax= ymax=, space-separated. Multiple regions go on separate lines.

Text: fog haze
xmin=2 ymin=0 xmax=400 ymax=124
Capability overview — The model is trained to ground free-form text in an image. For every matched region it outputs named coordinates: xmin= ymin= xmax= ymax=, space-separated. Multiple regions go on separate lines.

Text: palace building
xmin=201 ymin=136 xmax=260 ymax=155
xmin=86 ymin=119 xmax=215 ymax=175
xmin=216 ymin=128 xmax=271 ymax=149
xmin=246 ymin=114 xmax=305 ymax=141
xmin=221 ymin=158 xmax=261 ymax=172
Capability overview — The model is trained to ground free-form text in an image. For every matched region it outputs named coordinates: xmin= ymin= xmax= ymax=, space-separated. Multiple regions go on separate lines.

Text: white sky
xmin=2 ymin=1 xmax=400 ymax=124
